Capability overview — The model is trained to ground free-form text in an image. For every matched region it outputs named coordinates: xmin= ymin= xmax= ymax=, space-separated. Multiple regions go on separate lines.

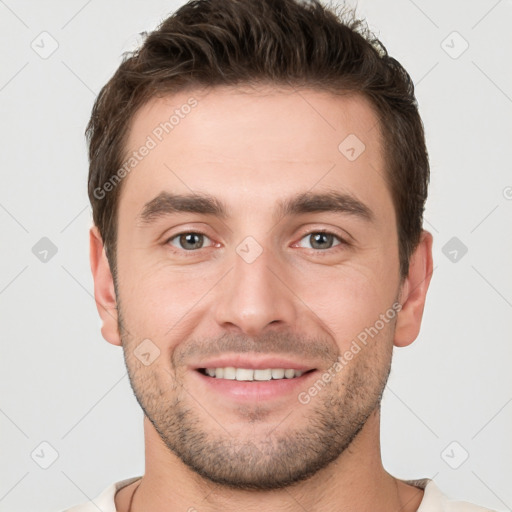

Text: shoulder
xmin=60 ymin=476 xmax=142 ymax=512
xmin=404 ymin=478 xmax=496 ymax=512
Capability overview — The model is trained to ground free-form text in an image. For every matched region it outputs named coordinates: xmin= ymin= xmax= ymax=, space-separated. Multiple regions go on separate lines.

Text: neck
xmin=119 ymin=409 xmax=423 ymax=512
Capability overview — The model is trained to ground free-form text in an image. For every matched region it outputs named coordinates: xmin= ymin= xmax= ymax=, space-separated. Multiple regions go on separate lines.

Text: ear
xmin=394 ymin=230 xmax=434 ymax=347
xmin=89 ymin=225 xmax=121 ymax=346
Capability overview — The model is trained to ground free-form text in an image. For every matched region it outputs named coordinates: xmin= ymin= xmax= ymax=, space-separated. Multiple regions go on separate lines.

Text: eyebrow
xmin=137 ymin=190 xmax=374 ymax=226
xmin=277 ymin=190 xmax=374 ymax=223
xmin=137 ymin=192 xmax=228 ymax=225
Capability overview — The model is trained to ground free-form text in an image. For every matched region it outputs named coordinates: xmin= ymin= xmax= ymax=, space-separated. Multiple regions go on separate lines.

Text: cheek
xmin=117 ymin=261 xmax=216 ymax=338
xmin=292 ymin=262 xmax=397 ymax=346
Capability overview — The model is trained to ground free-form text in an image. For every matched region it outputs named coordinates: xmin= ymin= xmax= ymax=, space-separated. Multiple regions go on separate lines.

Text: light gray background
xmin=0 ymin=1 xmax=511 ymax=511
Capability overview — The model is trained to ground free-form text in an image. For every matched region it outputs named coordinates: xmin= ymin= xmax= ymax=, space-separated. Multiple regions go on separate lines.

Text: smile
xmin=198 ymin=367 xmax=311 ymax=381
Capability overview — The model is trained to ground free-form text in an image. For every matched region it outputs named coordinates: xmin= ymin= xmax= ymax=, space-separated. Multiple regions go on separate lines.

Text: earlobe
xmin=394 ymin=230 xmax=434 ymax=348
xmin=89 ymin=226 xmax=122 ymax=346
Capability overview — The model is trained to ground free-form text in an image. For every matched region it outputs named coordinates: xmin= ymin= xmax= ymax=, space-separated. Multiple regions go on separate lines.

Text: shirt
xmin=62 ymin=476 xmax=496 ymax=511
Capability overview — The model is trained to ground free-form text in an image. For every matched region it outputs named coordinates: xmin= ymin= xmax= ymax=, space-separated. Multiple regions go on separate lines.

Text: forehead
xmin=119 ymin=85 xmax=391 ymax=220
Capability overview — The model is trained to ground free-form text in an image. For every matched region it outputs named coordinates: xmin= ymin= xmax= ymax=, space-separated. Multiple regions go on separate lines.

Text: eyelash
xmin=164 ymin=229 xmax=349 ymax=255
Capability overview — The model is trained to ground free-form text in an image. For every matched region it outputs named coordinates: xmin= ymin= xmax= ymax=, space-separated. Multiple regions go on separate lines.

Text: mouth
xmin=192 ymin=361 xmax=318 ymax=402
xmin=189 ymin=354 xmax=320 ymax=401
xmin=197 ymin=367 xmax=316 ymax=381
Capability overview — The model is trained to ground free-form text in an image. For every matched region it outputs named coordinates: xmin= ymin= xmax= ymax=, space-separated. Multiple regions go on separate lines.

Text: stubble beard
xmin=118 ymin=311 xmax=393 ymax=491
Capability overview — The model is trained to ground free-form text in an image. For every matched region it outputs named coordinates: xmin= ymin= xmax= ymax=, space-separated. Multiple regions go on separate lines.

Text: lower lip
xmin=192 ymin=370 xmax=317 ymax=401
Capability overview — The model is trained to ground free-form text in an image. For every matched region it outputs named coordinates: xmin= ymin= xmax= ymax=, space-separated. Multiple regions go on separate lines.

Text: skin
xmin=90 ymin=85 xmax=433 ymax=512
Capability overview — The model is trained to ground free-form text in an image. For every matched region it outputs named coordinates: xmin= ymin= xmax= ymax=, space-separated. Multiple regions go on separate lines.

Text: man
xmin=66 ymin=0 xmax=494 ymax=510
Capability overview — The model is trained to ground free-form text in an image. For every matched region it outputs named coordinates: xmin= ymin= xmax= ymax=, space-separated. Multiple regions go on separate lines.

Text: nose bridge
xmin=212 ymin=238 xmax=297 ymax=336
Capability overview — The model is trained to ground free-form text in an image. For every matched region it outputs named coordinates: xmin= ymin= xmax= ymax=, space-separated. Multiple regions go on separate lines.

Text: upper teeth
xmin=204 ymin=367 xmax=304 ymax=381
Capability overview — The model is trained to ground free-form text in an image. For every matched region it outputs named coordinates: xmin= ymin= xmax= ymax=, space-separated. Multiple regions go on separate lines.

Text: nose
xmin=212 ymin=243 xmax=299 ymax=338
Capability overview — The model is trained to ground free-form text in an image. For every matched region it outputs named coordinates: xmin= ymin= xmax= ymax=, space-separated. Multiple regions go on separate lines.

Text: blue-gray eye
xmin=168 ymin=233 xmax=213 ymax=250
xmin=298 ymin=232 xmax=342 ymax=250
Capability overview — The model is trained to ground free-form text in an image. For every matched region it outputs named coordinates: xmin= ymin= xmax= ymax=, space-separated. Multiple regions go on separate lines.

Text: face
xmin=112 ymin=86 xmax=403 ymax=489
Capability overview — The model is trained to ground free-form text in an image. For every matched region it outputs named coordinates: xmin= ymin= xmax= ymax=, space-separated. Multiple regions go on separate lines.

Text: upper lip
xmin=191 ymin=354 xmax=316 ymax=372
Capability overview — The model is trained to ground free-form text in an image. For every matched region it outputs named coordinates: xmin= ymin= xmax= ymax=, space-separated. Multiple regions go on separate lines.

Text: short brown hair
xmin=86 ymin=0 xmax=429 ymax=280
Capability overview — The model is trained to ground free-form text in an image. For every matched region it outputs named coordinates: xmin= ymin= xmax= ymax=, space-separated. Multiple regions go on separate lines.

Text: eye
xmin=167 ymin=232 xmax=214 ymax=251
xmin=296 ymin=231 xmax=344 ymax=250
